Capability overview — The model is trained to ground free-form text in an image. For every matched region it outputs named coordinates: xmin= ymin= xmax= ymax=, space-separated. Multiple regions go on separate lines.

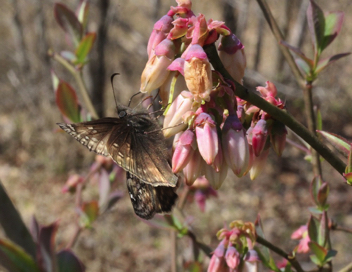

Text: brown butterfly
xmin=57 ymin=105 xmax=178 ymax=218
xmin=127 ymin=172 xmax=178 ymax=219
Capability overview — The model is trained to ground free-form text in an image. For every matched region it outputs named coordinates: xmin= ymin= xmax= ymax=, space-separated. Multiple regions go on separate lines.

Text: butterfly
xmin=127 ymin=172 xmax=178 ymax=219
xmin=57 ymin=104 xmax=178 ymax=218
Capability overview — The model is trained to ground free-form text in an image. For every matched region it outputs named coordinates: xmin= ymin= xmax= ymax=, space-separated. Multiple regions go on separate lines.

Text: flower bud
xmin=270 ymin=120 xmax=287 ymax=156
xmin=256 ymin=81 xmax=277 ymax=98
xmin=195 ymin=113 xmax=219 ymax=165
xmin=172 ymin=130 xmax=196 ymax=173
xmin=204 ymin=162 xmax=228 ymax=190
xmin=183 ymin=150 xmax=203 ymax=186
xmin=222 ymin=114 xmax=249 ymax=177
xmin=147 ymin=15 xmax=173 ymax=58
xmin=252 ymin=119 xmax=269 ymax=157
xmin=225 ymin=246 xmax=240 ymax=269
xmin=140 ymin=39 xmax=175 ymax=94
xmin=62 ymin=174 xmax=83 ymax=193
xmin=249 ymin=147 xmax=269 ymax=180
xmin=183 ymin=44 xmax=212 ymax=102
xmin=163 ymin=91 xmax=194 ymax=138
xmin=218 ymin=34 xmax=246 ymax=84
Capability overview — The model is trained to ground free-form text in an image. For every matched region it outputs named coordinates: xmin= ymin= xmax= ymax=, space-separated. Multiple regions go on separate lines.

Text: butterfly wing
xmin=58 ymin=113 xmax=178 ymax=187
xmin=57 ymin=117 xmax=131 ymax=158
xmin=126 ymin=172 xmax=178 ymax=219
xmin=131 ymin=130 xmax=178 ymax=187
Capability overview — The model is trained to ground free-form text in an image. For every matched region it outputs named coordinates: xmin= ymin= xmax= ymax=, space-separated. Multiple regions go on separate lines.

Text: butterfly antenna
xmin=110 ymin=73 xmax=120 ymax=110
xmin=128 ymin=92 xmax=142 ymax=107
xmin=146 ymin=89 xmax=160 ymax=110
xmin=144 ymin=122 xmax=185 ymax=135
xmin=133 ymin=95 xmax=153 ymax=110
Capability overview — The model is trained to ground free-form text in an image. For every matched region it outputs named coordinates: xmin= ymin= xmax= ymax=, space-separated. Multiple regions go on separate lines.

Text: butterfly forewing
xmin=57 ymin=109 xmax=178 ymax=187
xmin=126 ymin=172 xmax=178 ymax=219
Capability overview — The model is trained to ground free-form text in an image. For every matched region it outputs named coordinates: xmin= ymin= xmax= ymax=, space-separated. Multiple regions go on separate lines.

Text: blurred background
xmin=1 ymin=0 xmax=352 ymax=271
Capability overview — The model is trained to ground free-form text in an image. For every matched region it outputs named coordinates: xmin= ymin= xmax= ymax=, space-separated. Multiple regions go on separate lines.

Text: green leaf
xmin=75 ymin=33 xmax=96 ymax=64
xmin=308 ymin=216 xmax=320 ymax=243
xmin=316 ymin=130 xmax=351 ymax=156
xmin=309 ymin=241 xmax=326 ymax=265
xmin=321 ymin=12 xmax=344 ymax=51
xmin=254 ymin=246 xmax=279 ymax=271
xmin=0 ymin=181 xmax=36 ymax=259
xmin=295 ymin=59 xmax=312 ymax=77
xmin=254 ymin=216 xmax=279 ymax=271
xmin=307 ymin=0 xmax=326 ymax=54
xmin=51 ymin=70 xmax=60 ymax=92
xmin=81 ymin=201 xmax=99 ymax=227
xmin=0 ymin=238 xmax=40 ymax=272
xmin=55 ymin=81 xmax=81 ymax=123
xmin=54 ymin=3 xmax=83 ymax=47
xmin=315 ymin=53 xmax=351 ymax=74
xmin=324 ymin=249 xmax=337 ymax=262
xmin=310 ymin=176 xmax=323 ymax=207
xmin=60 ymin=51 xmax=77 ymax=62
xmin=280 ymin=40 xmax=314 ymax=68
xmin=75 ymin=0 xmax=89 ymax=31
xmin=57 ymin=250 xmax=85 ymax=272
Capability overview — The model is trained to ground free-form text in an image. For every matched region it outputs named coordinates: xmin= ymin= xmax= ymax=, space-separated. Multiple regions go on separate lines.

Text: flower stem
xmin=256 ymin=236 xmax=305 ymax=272
xmin=204 ymin=43 xmax=346 ymax=176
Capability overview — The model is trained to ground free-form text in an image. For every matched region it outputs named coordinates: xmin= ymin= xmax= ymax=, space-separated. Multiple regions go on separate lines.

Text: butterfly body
xmin=57 ymin=106 xmax=178 ymax=188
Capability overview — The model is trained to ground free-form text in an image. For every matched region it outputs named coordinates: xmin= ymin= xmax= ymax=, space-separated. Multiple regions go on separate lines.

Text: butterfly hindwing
xmin=126 ymin=172 xmax=178 ymax=219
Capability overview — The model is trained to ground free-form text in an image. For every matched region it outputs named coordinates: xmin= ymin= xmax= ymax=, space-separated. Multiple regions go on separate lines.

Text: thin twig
xmin=331 ymin=225 xmax=352 ymax=234
xmin=49 ymin=51 xmax=99 ymax=119
xmin=255 ymin=0 xmax=304 ymax=88
xmin=303 ymin=81 xmax=322 ymax=176
xmin=256 ymin=236 xmax=305 ymax=272
xmin=339 ymin=261 xmax=352 ymax=272
xmin=170 ymin=230 xmax=177 ymax=272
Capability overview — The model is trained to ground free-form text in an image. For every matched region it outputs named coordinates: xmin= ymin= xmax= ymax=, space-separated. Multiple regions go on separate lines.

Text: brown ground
xmin=1 ymin=0 xmax=352 ymax=271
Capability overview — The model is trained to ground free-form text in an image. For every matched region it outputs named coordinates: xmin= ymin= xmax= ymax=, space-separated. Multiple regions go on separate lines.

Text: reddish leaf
xmin=321 ymin=11 xmax=344 ymax=51
xmin=57 ymin=250 xmax=85 ymax=272
xmin=0 ymin=238 xmax=39 ymax=272
xmin=307 ymin=0 xmax=325 ymax=54
xmin=75 ymin=33 xmax=96 ymax=64
xmin=55 ymin=81 xmax=81 ymax=123
xmin=54 ymin=3 xmax=83 ymax=47
xmin=310 ymin=176 xmax=323 ymax=207
xmin=315 ymin=53 xmax=351 ymax=74
xmin=317 ymin=183 xmax=329 ymax=210
xmin=76 ymin=0 xmax=89 ymax=31
xmin=318 ymin=212 xmax=328 ymax=246
xmin=106 ymin=191 xmax=124 ymax=210
xmin=38 ymin=222 xmax=59 ymax=272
